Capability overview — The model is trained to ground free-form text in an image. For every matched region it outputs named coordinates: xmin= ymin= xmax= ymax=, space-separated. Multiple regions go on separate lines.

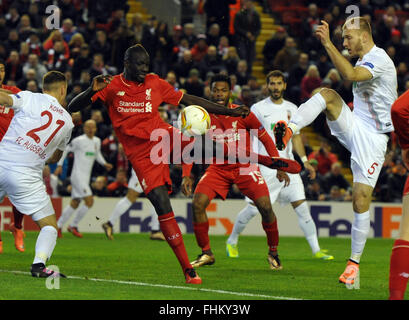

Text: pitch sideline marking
xmin=0 ymin=269 xmax=303 ymax=300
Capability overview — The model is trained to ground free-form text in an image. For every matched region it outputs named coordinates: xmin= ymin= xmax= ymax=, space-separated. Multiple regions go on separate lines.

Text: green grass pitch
xmin=0 ymin=231 xmax=404 ymax=300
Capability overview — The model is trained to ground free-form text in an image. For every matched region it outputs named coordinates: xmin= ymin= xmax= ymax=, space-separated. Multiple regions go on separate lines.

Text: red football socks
xmin=389 ymin=239 xmax=409 ymax=300
xmin=13 ymin=206 xmax=24 ymax=229
xmin=159 ymin=212 xmax=192 ymax=271
xmin=193 ymin=221 xmax=211 ymax=252
xmin=262 ymin=220 xmax=279 ymax=253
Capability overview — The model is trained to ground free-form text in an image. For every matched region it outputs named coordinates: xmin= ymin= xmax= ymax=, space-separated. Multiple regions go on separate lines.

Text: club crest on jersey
xmin=116 ymin=91 xmax=125 ymax=96
xmin=146 ymin=88 xmax=151 ymax=101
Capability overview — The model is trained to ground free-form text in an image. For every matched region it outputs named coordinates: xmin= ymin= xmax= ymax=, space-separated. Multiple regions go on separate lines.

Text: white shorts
xmin=128 ymin=169 xmax=143 ymax=193
xmin=0 ymin=167 xmax=55 ymax=220
xmin=246 ymin=166 xmax=306 ymax=206
xmin=71 ymin=177 xmax=92 ymax=199
xmin=327 ymin=102 xmax=389 ymax=188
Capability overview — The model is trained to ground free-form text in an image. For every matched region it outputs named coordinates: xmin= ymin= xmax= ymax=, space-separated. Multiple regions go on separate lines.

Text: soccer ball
xmin=179 ymin=105 xmax=211 ymax=137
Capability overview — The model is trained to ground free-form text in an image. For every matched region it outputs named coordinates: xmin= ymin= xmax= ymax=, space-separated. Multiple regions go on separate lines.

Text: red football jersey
xmin=207 ymin=104 xmax=278 ymax=168
xmin=0 ymin=85 xmax=21 ymax=141
xmin=92 ymin=73 xmax=183 ymax=157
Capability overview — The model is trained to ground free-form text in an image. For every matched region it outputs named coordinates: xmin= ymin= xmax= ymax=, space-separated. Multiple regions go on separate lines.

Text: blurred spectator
xmin=0 ymin=17 xmax=8 ymax=42
xmin=107 ymin=168 xmax=128 ymax=197
xmin=91 ymin=176 xmax=109 ymax=197
xmin=43 ymin=30 xmax=70 ymax=59
xmin=305 ymin=178 xmax=324 ymax=201
xmin=387 ymin=29 xmax=409 ymax=65
xmin=301 ymin=3 xmax=320 ymax=40
xmin=323 ymin=162 xmax=350 ymax=191
xmin=376 ymin=15 xmax=396 ymax=48
xmin=68 ymin=33 xmax=86 ymax=60
xmin=6 ymin=29 xmax=20 ymax=52
xmin=173 ymin=37 xmax=191 ymax=63
xmin=322 ymin=186 xmax=347 ymax=201
xmin=45 ymin=40 xmax=69 ymax=72
xmin=308 ymin=137 xmax=338 ymax=176
xmin=234 ymin=0 xmax=261 ymax=73
xmin=141 ymin=16 xmax=158 ymax=63
xmin=89 ymin=53 xmax=112 ymax=79
xmin=72 ymin=44 xmax=92 ymax=80
xmin=273 ymin=37 xmax=300 ymax=73
xmin=262 ymin=27 xmax=287 ymax=74
xmin=246 ymin=76 xmax=262 ymax=105
xmin=300 ymin=65 xmax=322 ymax=102
xmin=90 ymin=30 xmax=111 ymax=63
xmin=26 ymin=32 xmax=43 ymax=57
xmin=17 ymin=68 xmax=36 ymax=90
xmin=111 ymin=23 xmax=136 ymax=72
xmin=61 ymin=18 xmax=78 ymax=43
xmin=198 ymin=45 xmax=224 ymax=78
xmin=130 ymin=13 xmax=144 ymax=44
xmin=191 ymin=34 xmax=208 ymax=63
xmin=182 ymin=23 xmax=197 ymax=48
xmin=287 ymin=52 xmax=310 ymax=104
xmin=28 ymin=2 xmax=42 ymax=28
xmin=5 ymin=50 xmax=23 ymax=83
xmin=204 ymin=0 xmax=236 ymax=36
xmin=217 ymin=36 xmax=230 ymax=57
xmin=181 ymin=0 xmax=196 ymax=25
xmin=91 ymin=109 xmax=111 ymax=140
xmin=165 ymin=71 xmax=180 ymax=89
xmin=229 ymin=74 xmax=242 ymax=102
xmin=183 ymin=68 xmax=204 ymax=97
xmin=5 ymin=6 xmax=20 ymax=29
xmin=152 ymin=21 xmax=173 ymax=78
xmin=17 ymin=14 xmax=34 ymax=41
xmin=316 ymin=51 xmax=333 ymax=79
xmin=235 ymin=59 xmax=250 ymax=86
xmin=206 ymin=23 xmax=221 ymax=47
xmin=397 ymin=62 xmax=409 ymax=94
xmin=222 ymin=46 xmax=240 ymax=75
xmin=386 ymin=160 xmax=408 ymax=202
xmin=172 ymin=25 xmax=184 ymax=47
xmin=323 ymin=68 xmax=342 ymax=90
xmin=26 ymin=79 xmax=39 ymax=92
xmin=174 ymin=50 xmax=196 ymax=83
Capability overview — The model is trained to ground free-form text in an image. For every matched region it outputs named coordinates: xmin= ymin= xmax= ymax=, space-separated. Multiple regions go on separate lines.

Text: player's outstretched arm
xmin=181 ymin=93 xmax=250 ymax=118
xmin=316 ymin=20 xmax=372 ymax=82
xmin=67 ymin=75 xmax=112 ymax=113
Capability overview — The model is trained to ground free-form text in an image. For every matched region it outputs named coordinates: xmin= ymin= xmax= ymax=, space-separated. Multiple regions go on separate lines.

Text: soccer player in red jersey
xmin=67 ymin=44 xmax=256 ymax=284
xmin=389 ymin=88 xmax=409 ymax=300
xmin=0 ymin=59 xmax=26 ymax=254
xmin=181 ymin=74 xmax=292 ymax=270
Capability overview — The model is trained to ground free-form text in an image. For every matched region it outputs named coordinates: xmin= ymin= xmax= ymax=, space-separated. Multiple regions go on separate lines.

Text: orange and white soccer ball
xmin=179 ymin=105 xmax=211 ymax=137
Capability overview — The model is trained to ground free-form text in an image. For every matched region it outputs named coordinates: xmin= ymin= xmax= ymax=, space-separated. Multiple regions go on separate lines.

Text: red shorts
xmin=194 ymin=164 xmax=269 ymax=202
xmin=125 ymin=124 xmax=194 ymax=195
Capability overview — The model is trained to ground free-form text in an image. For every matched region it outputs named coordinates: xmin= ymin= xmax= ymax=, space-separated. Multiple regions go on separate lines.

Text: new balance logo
xmin=399 ymin=272 xmax=409 ymax=278
xmin=167 ymin=233 xmax=180 ymax=241
xmin=117 ymin=91 xmax=125 ymax=96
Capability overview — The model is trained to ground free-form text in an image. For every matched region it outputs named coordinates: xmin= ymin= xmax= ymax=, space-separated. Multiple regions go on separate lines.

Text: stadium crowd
xmin=0 ymin=0 xmax=408 ymax=202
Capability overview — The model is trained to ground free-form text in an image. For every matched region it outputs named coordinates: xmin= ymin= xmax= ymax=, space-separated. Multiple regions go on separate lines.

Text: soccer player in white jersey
xmin=273 ymin=17 xmax=397 ymax=286
xmin=0 ymin=71 xmax=74 ymax=277
xmin=102 ymin=168 xmax=165 ymax=241
xmin=227 ymin=70 xmax=334 ymax=261
xmin=56 ymin=119 xmax=113 ymax=238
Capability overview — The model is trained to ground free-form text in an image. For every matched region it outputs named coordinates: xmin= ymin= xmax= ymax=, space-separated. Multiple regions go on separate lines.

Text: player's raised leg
xmin=274 ymin=89 xmax=343 ymax=150
xmin=57 ymin=198 xmax=80 ymax=237
xmin=148 ymin=185 xmax=201 ymax=284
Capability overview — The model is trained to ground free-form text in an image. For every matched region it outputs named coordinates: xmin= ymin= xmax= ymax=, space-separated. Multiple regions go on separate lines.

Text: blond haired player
xmin=274 ymin=17 xmax=397 ymax=286
xmin=0 ymin=71 xmax=74 ymax=277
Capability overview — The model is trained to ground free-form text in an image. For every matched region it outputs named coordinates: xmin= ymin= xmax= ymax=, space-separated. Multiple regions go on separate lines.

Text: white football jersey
xmin=0 ymin=91 xmax=73 ymax=177
xmin=251 ymin=97 xmax=298 ymax=160
xmin=353 ymin=45 xmax=397 ymax=133
xmin=57 ymin=134 xmax=107 ymax=185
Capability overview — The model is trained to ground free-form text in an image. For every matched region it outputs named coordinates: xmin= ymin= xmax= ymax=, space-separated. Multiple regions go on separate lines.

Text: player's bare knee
xmin=84 ymin=197 xmax=94 ymax=208
xmin=70 ymin=199 xmax=80 ymax=209
xmin=352 ymin=192 xmax=371 ymax=213
xmin=254 ymin=197 xmax=274 ymax=222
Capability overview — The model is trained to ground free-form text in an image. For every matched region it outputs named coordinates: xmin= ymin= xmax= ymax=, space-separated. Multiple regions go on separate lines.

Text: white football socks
xmin=70 ymin=204 xmax=90 ymax=228
xmin=57 ymin=205 xmax=76 ymax=228
xmin=290 ymin=92 xmax=327 ymax=132
xmin=108 ymin=197 xmax=133 ymax=226
xmin=227 ymin=204 xmax=259 ymax=245
xmin=350 ymin=211 xmax=370 ymax=263
xmin=33 ymin=226 xmax=57 ymax=265
xmin=294 ymin=202 xmax=320 ymax=254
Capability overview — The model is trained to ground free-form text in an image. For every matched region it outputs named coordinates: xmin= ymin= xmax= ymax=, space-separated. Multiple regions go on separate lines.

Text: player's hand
xmin=315 ymin=20 xmax=331 ymax=47
xmin=92 ymin=75 xmax=113 ymax=92
xmin=303 ymin=161 xmax=316 ymax=180
xmin=181 ymin=176 xmax=194 ymax=197
xmin=104 ymin=163 xmax=113 ymax=171
xmin=276 ymin=170 xmax=290 ymax=187
xmin=231 ymin=105 xmax=250 ymax=118
xmin=54 ymin=166 xmax=63 ymax=176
